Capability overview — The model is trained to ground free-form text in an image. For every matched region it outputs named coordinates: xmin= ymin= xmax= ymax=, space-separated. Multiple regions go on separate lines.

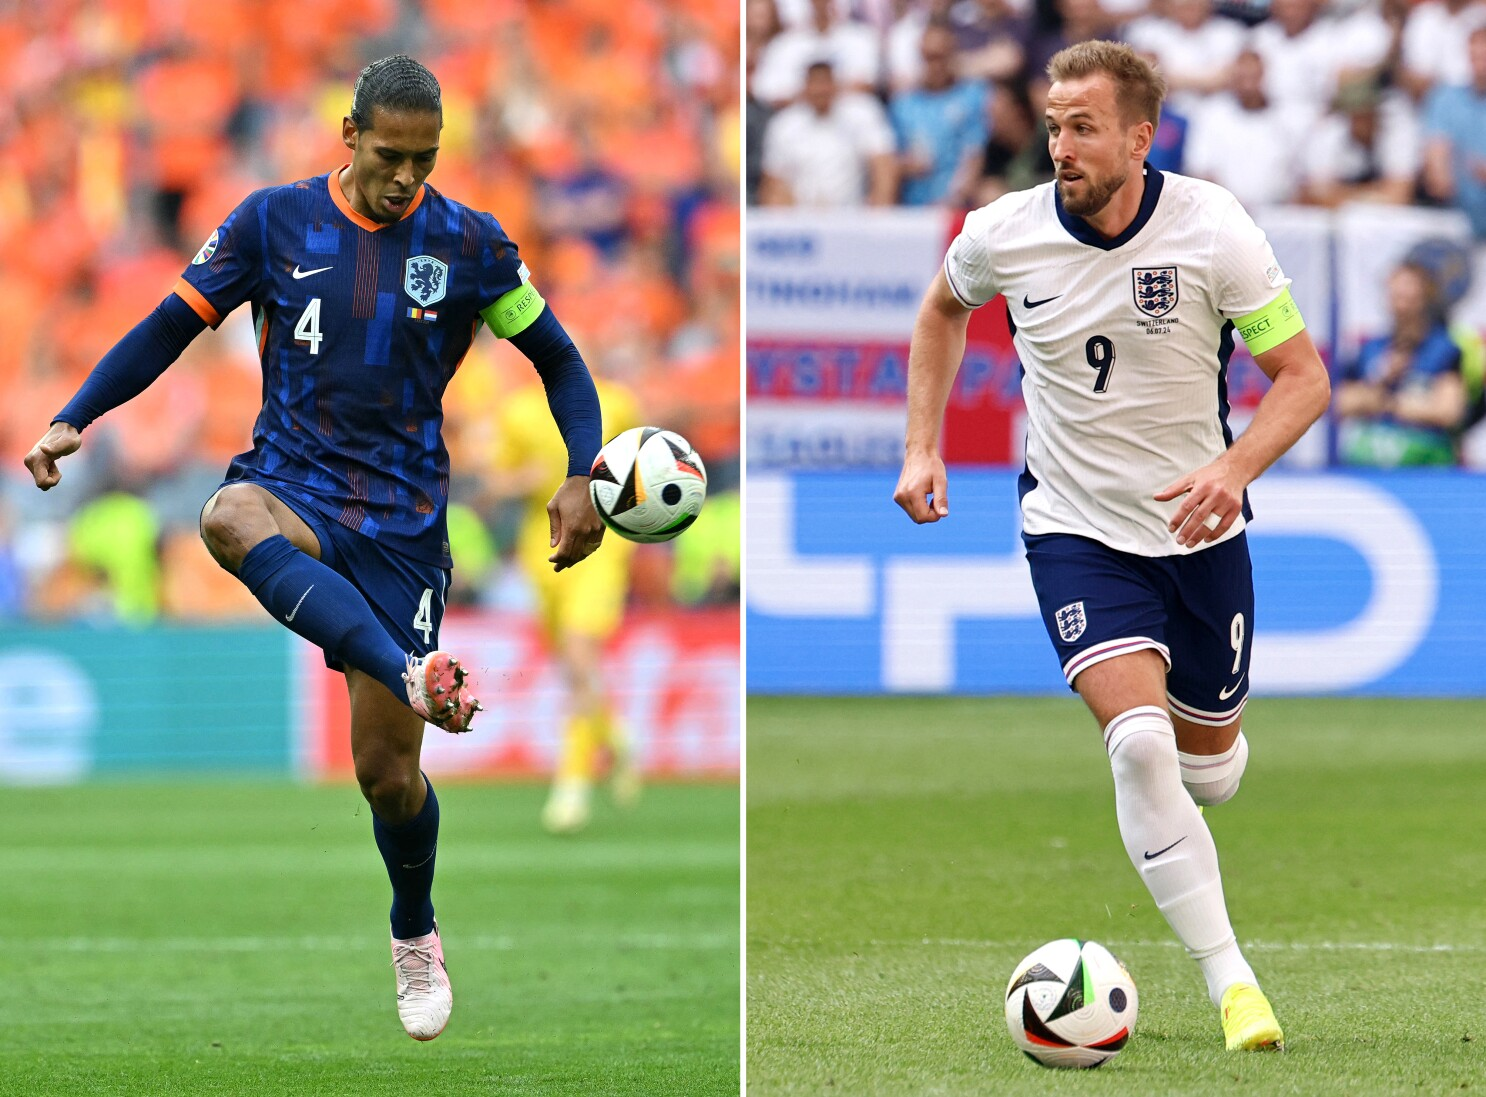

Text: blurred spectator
xmin=950 ymin=0 xmax=1032 ymax=84
xmin=887 ymin=0 xmax=955 ymax=92
xmin=1399 ymin=0 xmax=1486 ymax=101
xmin=1184 ymin=49 xmax=1308 ymax=207
xmin=1247 ymin=0 xmax=1343 ymax=118
xmin=1124 ymin=0 xmax=1245 ymax=111
xmin=1026 ymin=0 xmax=1120 ymax=92
xmin=747 ymin=36 xmax=776 ymax=203
xmin=671 ymin=490 xmax=742 ymax=605
xmin=64 ymin=492 xmax=161 ymax=625
xmin=535 ymin=125 xmax=631 ymax=263
xmin=749 ymin=0 xmax=786 ymax=53
xmin=752 ymin=0 xmax=882 ymax=105
xmin=891 ymin=25 xmax=989 ymax=206
xmin=759 ymin=61 xmax=898 ymax=206
xmin=975 ymin=79 xmax=1055 ymax=202
xmin=1421 ymin=24 xmax=1486 ymax=238
xmin=1336 ymin=262 xmax=1467 ymax=466
xmin=0 ymin=503 xmax=22 ymax=620
xmin=1300 ymin=78 xmax=1421 ymax=207
xmin=1145 ymin=97 xmax=1190 ymax=173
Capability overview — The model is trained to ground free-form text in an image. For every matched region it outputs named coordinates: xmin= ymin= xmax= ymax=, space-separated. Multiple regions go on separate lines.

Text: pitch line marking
xmin=10 ymin=932 xmax=734 ymax=953
xmin=760 ymin=937 xmax=1486 ymax=955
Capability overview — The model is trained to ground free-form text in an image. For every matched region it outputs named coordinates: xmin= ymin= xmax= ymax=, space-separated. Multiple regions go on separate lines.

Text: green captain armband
xmin=1234 ymin=287 xmax=1305 ymax=355
xmin=479 ymin=282 xmax=546 ymax=339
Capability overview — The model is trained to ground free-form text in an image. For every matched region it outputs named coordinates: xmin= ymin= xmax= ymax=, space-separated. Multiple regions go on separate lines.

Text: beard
xmin=1057 ymin=166 xmax=1128 ymax=218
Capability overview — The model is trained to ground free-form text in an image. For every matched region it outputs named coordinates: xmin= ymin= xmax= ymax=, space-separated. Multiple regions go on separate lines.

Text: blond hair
xmin=1047 ymin=40 xmax=1166 ymax=128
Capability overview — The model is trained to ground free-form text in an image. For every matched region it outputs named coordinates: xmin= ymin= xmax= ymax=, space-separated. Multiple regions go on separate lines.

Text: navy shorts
xmin=211 ymin=479 xmax=450 ymax=673
xmin=1023 ymin=531 xmax=1254 ymax=726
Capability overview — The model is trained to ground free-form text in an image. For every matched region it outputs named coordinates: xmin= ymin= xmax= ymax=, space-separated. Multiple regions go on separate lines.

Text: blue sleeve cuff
xmin=54 ymin=293 xmax=208 ymax=430
xmin=507 ymin=308 xmax=603 ymax=477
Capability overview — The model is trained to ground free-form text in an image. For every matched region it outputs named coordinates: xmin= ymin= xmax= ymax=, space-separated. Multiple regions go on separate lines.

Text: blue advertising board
xmin=747 ymin=470 xmax=1486 ymax=696
xmin=0 ymin=626 xmax=294 ymax=783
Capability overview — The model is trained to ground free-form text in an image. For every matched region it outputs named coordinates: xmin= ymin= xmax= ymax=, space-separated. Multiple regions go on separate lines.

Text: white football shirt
xmin=943 ymin=169 xmax=1290 ymax=557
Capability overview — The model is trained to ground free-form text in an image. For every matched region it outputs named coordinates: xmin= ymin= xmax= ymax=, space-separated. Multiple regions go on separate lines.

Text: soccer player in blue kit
xmin=23 ymin=56 xmax=606 ymax=1041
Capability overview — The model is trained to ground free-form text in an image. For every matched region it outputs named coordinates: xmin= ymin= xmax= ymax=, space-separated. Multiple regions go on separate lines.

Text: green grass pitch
xmin=0 ymin=780 xmax=739 ymax=1096
xmin=747 ymin=696 xmax=1486 ymax=1096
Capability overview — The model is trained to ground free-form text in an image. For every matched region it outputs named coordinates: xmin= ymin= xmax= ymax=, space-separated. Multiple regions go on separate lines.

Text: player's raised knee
xmin=1179 ymin=733 xmax=1249 ymax=806
xmin=199 ymin=486 xmax=272 ymax=571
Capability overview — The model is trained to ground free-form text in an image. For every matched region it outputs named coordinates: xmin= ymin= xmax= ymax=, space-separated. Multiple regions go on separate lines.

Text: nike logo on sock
xmin=401 ymin=846 xmax=437 ymax=870
xmin=1023 ymin=294 xmax=1062 ymax=309
xmin=285 ymin=585 xmax=314 ymax=623
xmin=1143 ymin=835 xmax=1187 ymax=860
xmin=292 ymin=264 xmax=333 ymax=279
xmin=1218 ymin=674 xmax=1246 ymax=700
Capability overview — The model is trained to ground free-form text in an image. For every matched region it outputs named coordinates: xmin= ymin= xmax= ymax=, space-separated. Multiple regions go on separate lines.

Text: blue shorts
xmin=1023 ymin=531 xmax=1254 ymax=727
xmin=211 ymin=479 xmax=450 ymax=674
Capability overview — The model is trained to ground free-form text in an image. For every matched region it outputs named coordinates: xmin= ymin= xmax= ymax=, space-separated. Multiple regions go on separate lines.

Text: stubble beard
xmin=1057 ymin=166 xmax=1128 ymax=218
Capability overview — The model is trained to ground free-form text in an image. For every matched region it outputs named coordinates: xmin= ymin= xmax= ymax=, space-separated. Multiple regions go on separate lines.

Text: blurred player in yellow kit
xmin=493 ymin=376 xmax=644 ymax=833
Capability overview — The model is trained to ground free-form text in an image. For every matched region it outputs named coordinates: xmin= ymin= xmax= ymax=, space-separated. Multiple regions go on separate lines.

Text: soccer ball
xmin=1004 ymin=938 xmax=1138 ymax=1068
xmin=589 ymin=427 xmax=707 ymax=543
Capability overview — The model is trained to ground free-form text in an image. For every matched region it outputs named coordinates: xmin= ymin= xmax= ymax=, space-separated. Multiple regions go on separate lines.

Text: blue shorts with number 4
xmin=215 ymin=478 xmax=450 ymax=674
xmin=1023 ymin=531 xmax=1254 ymax=727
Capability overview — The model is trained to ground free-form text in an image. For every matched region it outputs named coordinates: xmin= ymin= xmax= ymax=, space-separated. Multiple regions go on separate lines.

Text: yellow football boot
xmin=1221 ymin=983 xmax=1285 ymax=1051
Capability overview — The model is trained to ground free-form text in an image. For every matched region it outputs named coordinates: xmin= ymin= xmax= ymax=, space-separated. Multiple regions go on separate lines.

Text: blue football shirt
xmin=176 ymin=167 xmax=545 ymax=567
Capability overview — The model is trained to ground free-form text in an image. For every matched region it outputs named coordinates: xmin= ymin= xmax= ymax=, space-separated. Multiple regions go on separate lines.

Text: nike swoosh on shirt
xmin=1143 ymin=835 xmax=1187 ymax=861
xmin=292 ymin=265 xmax=333 ymax=279
xmin=1022 ymin=294 xmax=1062 ymax=308
xmin=285 ymin=585 xmax=314 ymax=623
xmin=1218 ymin=674 xmax=1246 ymax=701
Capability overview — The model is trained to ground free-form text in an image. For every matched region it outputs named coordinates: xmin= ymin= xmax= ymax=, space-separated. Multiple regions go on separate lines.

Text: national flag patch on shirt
xmin=407 ymin=307 xmax=439 ymax=322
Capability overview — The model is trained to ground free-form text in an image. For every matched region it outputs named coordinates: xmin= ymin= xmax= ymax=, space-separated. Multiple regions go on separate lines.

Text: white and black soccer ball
xmin=1005 ymin=938 xmax=1138 ymax=1069
xmin=589 ymin=427 xmax=707 ymax=543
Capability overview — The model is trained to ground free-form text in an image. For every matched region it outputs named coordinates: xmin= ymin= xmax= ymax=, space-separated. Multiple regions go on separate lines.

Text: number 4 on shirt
xmin=295 ymin=298 xmax=323 ymax=354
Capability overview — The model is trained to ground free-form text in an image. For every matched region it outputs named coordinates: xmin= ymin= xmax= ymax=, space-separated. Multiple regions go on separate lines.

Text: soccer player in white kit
xmin=894 ymin=41 xmax=1331 ymax=1051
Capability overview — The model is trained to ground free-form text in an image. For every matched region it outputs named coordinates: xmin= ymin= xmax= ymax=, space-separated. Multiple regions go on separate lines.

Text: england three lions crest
xmin=1132 ymin=266 xmax=1178 ymax=318
xmin=405 ymin=255 xmax=448 ymax=307
xmin=1055 ymin=601 xmax=1087 ymax=643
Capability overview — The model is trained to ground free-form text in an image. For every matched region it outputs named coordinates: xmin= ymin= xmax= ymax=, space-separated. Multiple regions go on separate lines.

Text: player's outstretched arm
xmin=1157 ymin=327 xmax=1331 ymax=547
xmin=23 ymin=293 xmax=207 ymax=491
xmin=502 ymin=307 xmax=605 ymax=571
xmin=894 ymin=269 xmax=973 ymax=524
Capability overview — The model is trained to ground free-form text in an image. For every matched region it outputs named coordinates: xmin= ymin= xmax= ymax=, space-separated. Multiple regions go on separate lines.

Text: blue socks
xmin=237 ymin=534 xmax=408 ymax=698
xmin=238 ymin=535 xmax=441 ymax=940
xmin=373 ymin=774 xmax=440 ymax=940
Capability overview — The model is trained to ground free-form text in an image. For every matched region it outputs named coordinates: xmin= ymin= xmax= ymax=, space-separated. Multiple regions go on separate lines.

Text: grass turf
xmin=747 ymin=696 xmax=1486 ymax=1096
xmin=0 ymin=780 xmax=739 ymax=1096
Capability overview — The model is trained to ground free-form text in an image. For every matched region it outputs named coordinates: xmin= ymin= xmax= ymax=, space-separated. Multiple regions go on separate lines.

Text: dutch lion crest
xmin=1132 ymin=266 xmax=1179 ymax=318
xmin=404 ymin=255 xmax=448 ymax=307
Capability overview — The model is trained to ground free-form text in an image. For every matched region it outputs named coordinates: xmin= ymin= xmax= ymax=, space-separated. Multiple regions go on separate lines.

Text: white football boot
xmin=391 ymin=921 xmax=452 ymax=1040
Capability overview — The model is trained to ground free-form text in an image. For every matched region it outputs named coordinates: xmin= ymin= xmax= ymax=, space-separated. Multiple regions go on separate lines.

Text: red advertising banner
xmin=301 ymin=607 xmax=740 ymax=779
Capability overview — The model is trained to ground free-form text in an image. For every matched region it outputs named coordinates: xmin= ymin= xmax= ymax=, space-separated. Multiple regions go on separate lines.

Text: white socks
xmin=1104 ymin=706 xmax=1258 ymax=1007
xmin=1179 ymin=733 xmax=1249 ymax=806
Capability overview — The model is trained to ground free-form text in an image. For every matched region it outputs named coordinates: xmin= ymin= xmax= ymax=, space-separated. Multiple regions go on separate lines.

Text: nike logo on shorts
xmin=285 ymin=584 xmax=314 ymax=622
xmin=1022 ymin=294 xmax=1062 ymax=309
xmin=292 ymin=265 xmax=333 ymax=279
xmin=1218 ymin=674 xmax=1246 ymax=701
xmin=1143 ymin=835 xmax=1187 ymax=860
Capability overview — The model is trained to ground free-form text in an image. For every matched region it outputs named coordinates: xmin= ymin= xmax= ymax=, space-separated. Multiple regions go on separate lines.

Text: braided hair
xmin=349 ymin=55 xmax=442 ymax=130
